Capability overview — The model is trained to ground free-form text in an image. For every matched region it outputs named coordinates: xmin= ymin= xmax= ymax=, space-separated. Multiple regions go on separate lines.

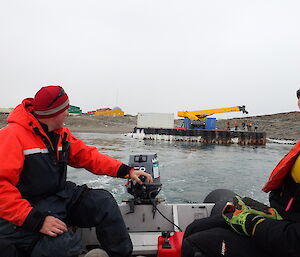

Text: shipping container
xmin=137 ymin=113 xmax=174 ymax=129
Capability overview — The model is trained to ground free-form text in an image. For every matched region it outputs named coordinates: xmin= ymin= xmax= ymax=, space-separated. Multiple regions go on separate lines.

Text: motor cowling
xmin=127 ymin=153 xmax=162 ymax=204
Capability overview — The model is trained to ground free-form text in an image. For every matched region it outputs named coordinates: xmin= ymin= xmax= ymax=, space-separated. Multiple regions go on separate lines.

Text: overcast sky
xmin=1 ymin=0 xmax=300 ymax=118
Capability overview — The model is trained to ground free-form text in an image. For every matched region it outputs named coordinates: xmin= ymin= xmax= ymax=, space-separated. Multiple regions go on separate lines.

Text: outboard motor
xmin=127 ymin=153 xmax=162 ymax=204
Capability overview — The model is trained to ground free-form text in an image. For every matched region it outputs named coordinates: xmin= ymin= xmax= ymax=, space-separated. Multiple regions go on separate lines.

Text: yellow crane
xmin=178 ymin=105 xmax=248 ymax=129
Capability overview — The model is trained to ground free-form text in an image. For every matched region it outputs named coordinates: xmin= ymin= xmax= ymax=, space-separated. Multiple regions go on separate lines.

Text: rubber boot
xmin=84 ymin=248 xmax=109 ymax=257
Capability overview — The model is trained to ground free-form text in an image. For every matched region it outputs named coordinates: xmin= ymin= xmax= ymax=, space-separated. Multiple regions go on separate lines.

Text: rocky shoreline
xmin=0 ymin=112 xmax=299 ymax=141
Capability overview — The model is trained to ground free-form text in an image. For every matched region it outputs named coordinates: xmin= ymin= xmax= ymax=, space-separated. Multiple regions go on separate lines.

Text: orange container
xmin=157 ymin=232 xmax=184 ymax=257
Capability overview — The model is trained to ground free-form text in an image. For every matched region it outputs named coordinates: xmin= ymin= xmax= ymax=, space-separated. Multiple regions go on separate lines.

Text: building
xmin=93 ymin=107 xmax=124 ymax=117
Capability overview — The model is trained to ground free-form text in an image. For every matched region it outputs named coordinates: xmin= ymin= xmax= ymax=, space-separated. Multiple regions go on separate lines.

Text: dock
xmin=131 ymin=127 xmax=266 ymax=145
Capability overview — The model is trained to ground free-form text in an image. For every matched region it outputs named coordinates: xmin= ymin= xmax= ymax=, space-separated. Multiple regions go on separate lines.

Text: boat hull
xmin=79 ymin=203 xmax=214 ymax=256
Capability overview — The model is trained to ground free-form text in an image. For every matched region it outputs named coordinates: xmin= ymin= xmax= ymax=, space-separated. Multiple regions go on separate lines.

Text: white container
xmin=137 ymin=113 xmax=174 ymax=129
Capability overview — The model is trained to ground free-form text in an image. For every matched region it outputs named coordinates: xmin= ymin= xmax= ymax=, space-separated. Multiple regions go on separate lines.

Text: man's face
xmin=297 ymin=89 xmax=300 ymax=109
xmin=52 ymin=109 xmax=69 ymax=130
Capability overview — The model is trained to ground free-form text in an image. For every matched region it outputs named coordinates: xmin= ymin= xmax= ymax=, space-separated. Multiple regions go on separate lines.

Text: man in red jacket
xmin=181 ymin=88 xmax=300 ymax=257
xmin=0 ymin=86 xmax=153 ymax=257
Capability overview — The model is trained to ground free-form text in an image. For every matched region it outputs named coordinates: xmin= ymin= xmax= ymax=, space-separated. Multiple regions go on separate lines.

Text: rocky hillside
xmin=0 ymin=114 xmax=137 ymax=134
xmin=216 ymin=111 xmax=300 ymax=141
xmin=65 ymin=115 xmax=137 ymax=133
xmin=1 ymin=111 xmax=299 ymax=140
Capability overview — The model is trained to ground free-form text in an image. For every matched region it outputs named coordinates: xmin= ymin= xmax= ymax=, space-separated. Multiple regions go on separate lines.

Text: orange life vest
xmin=262 ymin=141 xmax=300 ymax=192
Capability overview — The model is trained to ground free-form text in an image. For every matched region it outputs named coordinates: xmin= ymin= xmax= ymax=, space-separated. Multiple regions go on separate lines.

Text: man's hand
xmin=39 ymin=216 xmax=68 ymax=237
xmin=129 ymin=168 xmax=153 ymax=184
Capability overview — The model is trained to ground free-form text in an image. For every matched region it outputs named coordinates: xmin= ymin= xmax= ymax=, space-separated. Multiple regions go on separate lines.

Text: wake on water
xmin=68 ymin=132 xmax=294 ymax=205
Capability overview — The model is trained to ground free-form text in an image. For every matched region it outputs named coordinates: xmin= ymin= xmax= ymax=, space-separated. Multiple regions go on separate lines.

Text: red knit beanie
xmin=33 ymin=86 xmax=70 ymax=118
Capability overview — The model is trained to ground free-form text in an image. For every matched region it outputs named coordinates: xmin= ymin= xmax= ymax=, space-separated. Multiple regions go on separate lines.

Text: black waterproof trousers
xmin=181 ymin=215 xmax=270 ymax=257
xmin=0 ymin=239 xmax=24 ymax=257
xmin=0 ymin=183 xmax=132 ymax=257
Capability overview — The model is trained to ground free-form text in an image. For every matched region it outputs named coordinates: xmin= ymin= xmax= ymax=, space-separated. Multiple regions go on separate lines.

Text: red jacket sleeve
xmin=0 ymin=126 xmax=33 ymax=226
xmin=66 ymin=129 xmax=131 ymax=178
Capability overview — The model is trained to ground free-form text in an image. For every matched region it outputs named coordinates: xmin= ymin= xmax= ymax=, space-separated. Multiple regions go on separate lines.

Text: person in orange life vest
xmin=181 ymin=88 xmax=300 ymax=257
xmin=264 ymin=88 xmax=300 ymax=220
xmin=0 ymin=86 xmax=153 ymax=257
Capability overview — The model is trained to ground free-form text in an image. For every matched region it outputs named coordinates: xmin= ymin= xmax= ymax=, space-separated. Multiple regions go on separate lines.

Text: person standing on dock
xmin=247 ymin=120 xmax=253 ymax=131
xmin=0 ymin=86 xmax=153 ymax=257
xmin=242 ymin=121 xmax=246 ymax=130
xmin=226 ymin=121 xmax=230 ymax=130
xmin=181 ymin=88 xmax=300 ymax=257
xmin=234 ymin=121 xmax=239 ymax=131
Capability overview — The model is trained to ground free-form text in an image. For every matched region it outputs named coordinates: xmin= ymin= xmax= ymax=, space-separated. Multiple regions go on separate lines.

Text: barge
xmin=131 ymin=127 xmax=266 ymax=145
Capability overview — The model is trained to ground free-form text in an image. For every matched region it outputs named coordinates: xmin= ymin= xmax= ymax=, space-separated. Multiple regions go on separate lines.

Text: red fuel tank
xmin=157 ymin=232 xmax=184 ymax=257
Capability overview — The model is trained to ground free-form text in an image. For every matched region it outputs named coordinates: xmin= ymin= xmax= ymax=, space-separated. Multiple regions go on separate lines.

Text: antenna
xmin=115 ymin=88 xmax=119 ymax=106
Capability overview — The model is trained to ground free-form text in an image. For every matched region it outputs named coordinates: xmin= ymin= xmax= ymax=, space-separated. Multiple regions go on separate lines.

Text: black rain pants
xmin=0 ymin=182 xmax=132 ymax=257
xmin=0 ymin=239 xmax=24 ymax=257
xmin=181 ymin=215 xmax=269 ymax=257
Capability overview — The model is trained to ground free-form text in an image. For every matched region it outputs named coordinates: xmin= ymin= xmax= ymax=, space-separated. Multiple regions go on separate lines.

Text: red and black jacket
xmin=0 ymin=98 xmax=131 ymax=230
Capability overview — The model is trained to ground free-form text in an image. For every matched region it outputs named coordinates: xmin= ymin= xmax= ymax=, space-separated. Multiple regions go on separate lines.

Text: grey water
xmin=67 ymin=132 xmax=294 ymax=205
